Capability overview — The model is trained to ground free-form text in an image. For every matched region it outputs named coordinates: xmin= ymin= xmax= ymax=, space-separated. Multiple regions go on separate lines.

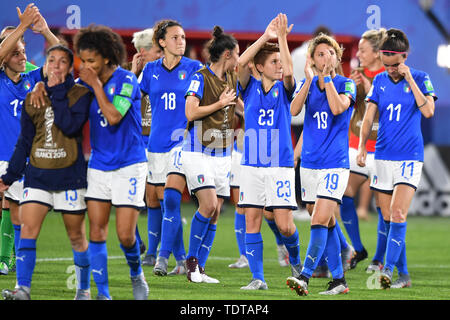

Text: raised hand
xmin=30 ymin=81 xmax=48 ymax=108
xmin=79 ymin=66 xmax=101 ymax=88
xmin=263 ymin=16 xmax=279 ymax=41
xmin=30 ymin=12 xmax=49 ymax=34
xmin=398 ymin=63 xmax=412 ymax=82
xmin=322 ymin=50 xmax=334 ymax=76
xmin=305 ymin=57 xmax=315 ymax=81
xmin=17 ymin=3 xmax=40 ymax=29
xmin=274 ymin=13 xmax=293 ymax=38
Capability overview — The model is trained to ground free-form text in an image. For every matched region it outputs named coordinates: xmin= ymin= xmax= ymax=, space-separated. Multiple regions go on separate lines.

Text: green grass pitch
xmin=1 ymin=202 xmax=449 ymax=301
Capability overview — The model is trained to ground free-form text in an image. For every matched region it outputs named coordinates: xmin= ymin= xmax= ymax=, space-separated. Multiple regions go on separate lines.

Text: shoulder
xmin=410 ymin=67 xmax=429 ymax=80
xmin=181 ymin=56 xmax=204 ymax=70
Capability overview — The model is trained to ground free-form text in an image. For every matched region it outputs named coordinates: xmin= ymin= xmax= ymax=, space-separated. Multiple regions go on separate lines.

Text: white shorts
xmin=0 ymin=161 xmax=24 ymax=203
xmin=230 ymin=150 xmax=243 ymax=188
xmin=238 ymin=166 xmax=297 ymax=210
xmin=85 ymin=162 xmax=147 ymax=209
xmin=182 ymin=151 xmax=231 ymax=198
xmin=300 ymin=167 xmax=350 ymax=204
xmin=147 ymin=146 xmax=184 ymax=185
xmin=21 ymin=187 xmax=86 ymax=213
xmin=370 ymin=159 xmax=423 ymax=193
xmin=349 ymin=148 xmax=375 ymax=179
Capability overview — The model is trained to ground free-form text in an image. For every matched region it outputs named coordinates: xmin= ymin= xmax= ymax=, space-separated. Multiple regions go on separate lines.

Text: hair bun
xmin=212 ymin=26 xmax=224 ymax=39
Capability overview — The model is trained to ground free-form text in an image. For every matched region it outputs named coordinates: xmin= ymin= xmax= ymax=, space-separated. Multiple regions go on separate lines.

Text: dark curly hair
xmin=73 ymin=24 xmax=126 ymax=66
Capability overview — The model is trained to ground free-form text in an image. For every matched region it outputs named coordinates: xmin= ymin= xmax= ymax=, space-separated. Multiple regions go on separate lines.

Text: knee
xmin=277 ymin=222 xmax=296 ymax=237
xmin=199 ymin=199 xmax=218 ymax=217
xmin=117 ymin=232 xmax=135 ymax=248
xmin=89 ymin=224 xmax=107 ymax=242
xmin=390 ymin=205 xmax=407 ymax=223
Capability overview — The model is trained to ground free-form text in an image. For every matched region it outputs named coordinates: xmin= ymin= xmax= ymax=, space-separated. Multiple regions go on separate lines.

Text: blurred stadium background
xmin=1 ymin=0 xmax=449 ymax=216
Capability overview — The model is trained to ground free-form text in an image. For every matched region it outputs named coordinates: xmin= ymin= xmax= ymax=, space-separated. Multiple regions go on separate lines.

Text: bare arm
xmin=357 ymin=102 xmax=377 ymax=167
xmin=185 ymin=86 xmax=236 ymax=122
xmin=276 ymin=13 xmax=295 ymax=91
xmin=398 ymin=63 xmax=435 ymax=118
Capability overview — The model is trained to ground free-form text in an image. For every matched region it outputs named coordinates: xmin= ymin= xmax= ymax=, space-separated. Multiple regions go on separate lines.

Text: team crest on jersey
xmin=107 ymin=83 xmax=116 ymax=95
xmin=373 ymin=175 xmax=378 ymax=185
xmin=272 ymin=87 xmax=279 ymax=98
xmin=302 ymin=188 xmax=306 ymax=198
xmin=403 ymin=83 xmax=411 ymax=93
xmin=240 ymin=192 xmax=244 ymax=201
xmin=23 ymin=80 xmax=31 ymax=91
xmin=23 ymin=188 xmax=29 ymax=199
xmin=197 ymin=174 xmax=205 ymax=184
xmin=178 ymin=70 xmax=187 ymax=80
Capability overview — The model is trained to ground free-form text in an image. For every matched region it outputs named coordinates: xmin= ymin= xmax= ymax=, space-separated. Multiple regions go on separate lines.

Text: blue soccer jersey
xmin=365 ymin=68 xmax=437 ymax=162
xmin=183 ymin=65 xmax=239 ymax=157
xmin=0 ymin=68 xmax=42 ymax=161
xmin=240 ymin=76 xmax=295 ymax=167
xmin=300 ymin=75 xmax=356 ymax=169
xmin=139 ymin=56 xmax=203 ymax=153
xmin=79 ymin=67 xmax=146 ymax=170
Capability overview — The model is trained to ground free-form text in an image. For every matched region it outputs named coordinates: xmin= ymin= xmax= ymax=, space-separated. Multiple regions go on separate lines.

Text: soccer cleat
xmin=366 ymin=260 xmax=383 ymax=272
xmin=290 ymin=263 xmax=303 ymax=278
xmin=240 ymin=279 xmax=268 ymax=290
xmin=153 ymin=256 xmax=168 ymax=276
xmin=391 ymin=273 xmax=412 ymax=289
xmin=312 ymin=264 xmax=331 ymax=278
xmin=277 ymin=244 xmax=289 ymax=267
xmin=0 ymin=262 xmax=9 ymax=275
xmin=142 ymin=254 xmax=156 ymax=266
xmin=228 ymin=255 xmax=249 ymax=269
xmin=74 ymin=289 xmax=91 ymax=300
xmin=341 ymin=245 xmax=355 ymax=272
xmin=199 ymin=266 xmax=220 ymax=284
xmin=185 ymin=257 xmax=202 ymax=283
xmin=349 ymin=248 xmax=368 ymax=269
xmin=131 ymin=272 xmax=149 ymax=300
xmin=2 ymin=287 xmax=31 ymax=300
xmin=379 ymin=268 xmax=393 ymax=289
xmin=319 ymin=278 xmax=349 ymax=295
xmin=286 ymin=275 xmax=309 ymax=296
xmin=96 ymin=294 xmax=112 ymax=300
xmin=168 ymin=260 xmax=186 ymax=276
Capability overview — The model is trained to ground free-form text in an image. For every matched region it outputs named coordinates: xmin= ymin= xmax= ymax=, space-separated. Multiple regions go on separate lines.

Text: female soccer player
xmin=74 ymin=25 xmax=149 ymax=300
xmin=183 ymin=25 xmax=239 ymax=283
xmin=342 ymin=28 xmax=387 ymax=270
xmin=0 ymin=45 xmax=92 ymax=300
xmin=358 ymin=28 xmax=436 ymax=289
xmin=287 ymin=33 xmax=356 ymax=296
xmin=139 ymin=19 xmax=203 ymax=276
xmin=0 ymin=4 xmax=58 ymax=276
xmin=236 ymin=14 xmax=301 ymax=290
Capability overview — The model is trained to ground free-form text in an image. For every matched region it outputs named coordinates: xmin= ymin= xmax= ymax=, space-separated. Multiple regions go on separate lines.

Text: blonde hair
xmin=307 ymin=33 xmax=343 ymax=62
xmin=132 ymin=28 xmax=155 ymax=51
xmin=361 ymin=28 xmax=387 ymax=52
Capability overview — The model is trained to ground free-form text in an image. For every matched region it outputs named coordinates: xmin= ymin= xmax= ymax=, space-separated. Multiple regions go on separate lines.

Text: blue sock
xmin=384 ymin=222 xmax=407 ymax=272
xmin=317 ymin=254 xmax=328 ymax=267
xmin=325 ymin=226 xmax=344 ymax=279
xmin=245 ymin=232 xmax=264 ymax=282
xmin=146 ymin=205 xmax=162 ymax=257
xmin=301 ymin=225 xmax=328 ymax=278
xmin=265 ymin=218 xmax=283 ymax=245
xmin=372 ymin=208 xmax=388 ymax=263
xmin=13 ymin=224 xmax=21 ymax=254
xmin=187 ymin=211 xmax=211 ymax=259
xmin=234 ymin=211 xmax=246 ymax=256
xmin=280 ymin=228 xmax=301 ymax=266
xmin=89 ymin=241 xmax=110 ymax=298
xmin=135 ymin=226 xmax=143 ymax=248
xmin=160 ymin=188 xmax=183 ymax=259
xmin=73 ymin=248 xmax=90 ymax=290
xmin=334 ymin=220 xmax=348 ymax=250
xmin=120 ymin=241 xmax=142 ymax=277
xmin=340 ymin=196 xmax=364 ymax=252
xmin=395 ymin=242 xmax=408 ymax=275
xmin=173 ymin=222 xmax=186 ymax=261
xmin=198 ymin=224 xmax=217 ymax=268
xmin=16 ymin=238 xmax=36 ymax=288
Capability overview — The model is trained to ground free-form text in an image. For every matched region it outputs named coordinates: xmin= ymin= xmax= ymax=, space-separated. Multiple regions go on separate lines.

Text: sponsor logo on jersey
xmin=120 ymin=83 xmax=134 ymax=97
xmin=424 ymin=80 xmax=434 ymax=92
xmin=345 ymin=81 xmax=356 ymax=95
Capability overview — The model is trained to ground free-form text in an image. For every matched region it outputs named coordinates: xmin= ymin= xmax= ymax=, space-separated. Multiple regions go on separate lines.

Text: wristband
xmin=324 ymin=75 xmax=332 ymax=83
